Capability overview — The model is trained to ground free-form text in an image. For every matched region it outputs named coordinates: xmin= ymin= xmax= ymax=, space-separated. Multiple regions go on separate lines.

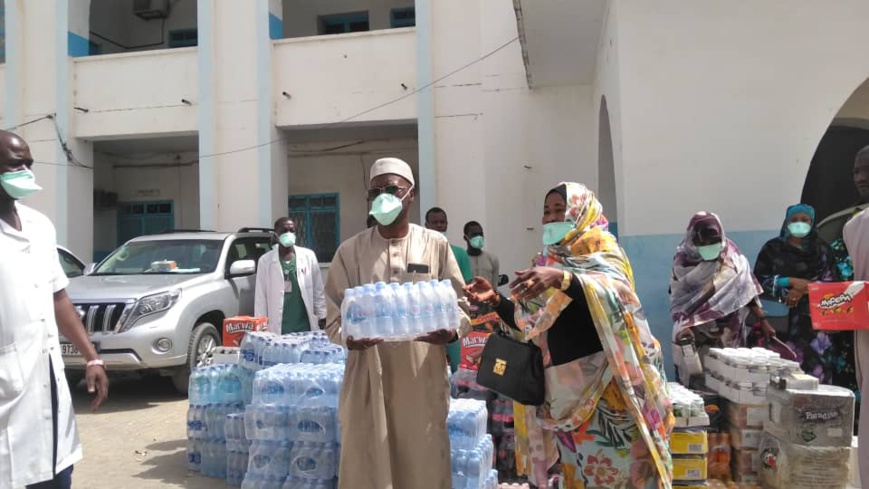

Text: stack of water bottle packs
xmin=448 ymin=399 xmax=499 ymax=489
xmin=187 ymin=364 xmax=250 ymax=479
xmin=188 ymin=330 xmax=347 ymax=488
xmin=341 ymin=280 xmax=461 ymax=341
xmin=241 ymin=362 xmax=344 ymax=489
xmin=240 ymin=331 xmax=342 ymax=371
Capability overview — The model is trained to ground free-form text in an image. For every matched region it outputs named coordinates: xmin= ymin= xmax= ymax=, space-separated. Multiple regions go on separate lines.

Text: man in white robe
xmin=324 ymin=157 xmax=469 ymax=489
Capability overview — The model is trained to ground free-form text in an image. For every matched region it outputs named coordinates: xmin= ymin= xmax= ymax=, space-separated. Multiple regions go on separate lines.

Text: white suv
xmin=62 ymin=228 xmax=273 ymax=393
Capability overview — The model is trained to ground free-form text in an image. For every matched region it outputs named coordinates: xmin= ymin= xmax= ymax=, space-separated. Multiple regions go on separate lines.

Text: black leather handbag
xmin=476 ymin=329 xmax=545 ymax=406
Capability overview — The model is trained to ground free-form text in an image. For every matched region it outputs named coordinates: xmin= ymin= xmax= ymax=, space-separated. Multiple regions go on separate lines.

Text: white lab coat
xmin=0 ymin=204 xmax=81 ymax=487
xmin=255 ymin=246 xmax=326 ymax=333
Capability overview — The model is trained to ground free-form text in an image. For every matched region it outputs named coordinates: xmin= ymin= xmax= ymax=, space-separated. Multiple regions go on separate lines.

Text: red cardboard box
xmin=809 ymin=281 xmax=869 ymax=331
xmin=222 ymin=316 xmax=268 ymax=347
xmin=459 ymin=311 xmax=500 ymax=370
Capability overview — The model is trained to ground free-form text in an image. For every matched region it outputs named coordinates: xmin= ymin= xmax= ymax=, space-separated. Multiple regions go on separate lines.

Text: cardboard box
xmin=670 ymin=430 xmax=708 ymax=455
xmin=673 ymin=455 xmax=708 ymax=481
xmin=809 ymin=281 xmax=869 ymax=331
xmin=729 ymin=426 xmax=763 ymax=450
xmin=725 ymin=401 xmax=767 ymax=429
xmin=222 ymin=316 xmax=268 ymax=347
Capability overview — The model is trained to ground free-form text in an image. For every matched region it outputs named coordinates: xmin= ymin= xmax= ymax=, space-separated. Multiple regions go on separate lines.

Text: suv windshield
xmin=93 ymin=240 xmax=223 ymax=275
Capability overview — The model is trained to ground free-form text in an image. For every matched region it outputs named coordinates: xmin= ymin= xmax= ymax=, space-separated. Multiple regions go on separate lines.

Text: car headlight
xmin=118 ymin=289 xmax=181 ymax=332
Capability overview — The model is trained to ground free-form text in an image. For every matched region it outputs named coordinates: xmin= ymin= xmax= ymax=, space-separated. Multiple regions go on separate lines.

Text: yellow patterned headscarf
xmin=514 ymin=182 xmax=674 ymax=488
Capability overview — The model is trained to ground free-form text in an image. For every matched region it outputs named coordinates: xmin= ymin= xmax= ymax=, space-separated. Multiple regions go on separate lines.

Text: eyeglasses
xmin=367 ymin=185 xmax=411 ymax=201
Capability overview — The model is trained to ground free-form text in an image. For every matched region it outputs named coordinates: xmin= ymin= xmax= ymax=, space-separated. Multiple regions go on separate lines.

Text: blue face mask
xmin=787 ymin=222 xmax=811 ymax=238
xmin=697 ymin=242 xmax=724 ymax=261
xmin=278 ymin=232 xmax=296 ymax=248
xmin=542 ymin=222 xmax=575 ymax=246
xmin=0 ymin=169 xmax=41 ymax=200
xmin=369 ymin=185 xmax=413 ymax=226
xmin=468 ymin=236 xmax=484 ymax=249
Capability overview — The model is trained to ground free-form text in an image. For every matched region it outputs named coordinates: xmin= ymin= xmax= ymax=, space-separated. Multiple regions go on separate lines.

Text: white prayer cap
xmin=369 ymin=157 xmax=415 ymax=186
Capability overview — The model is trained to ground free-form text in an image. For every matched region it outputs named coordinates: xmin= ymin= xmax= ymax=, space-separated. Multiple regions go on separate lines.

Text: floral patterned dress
xmin=501 ymin=183 xmax=673 ymax=489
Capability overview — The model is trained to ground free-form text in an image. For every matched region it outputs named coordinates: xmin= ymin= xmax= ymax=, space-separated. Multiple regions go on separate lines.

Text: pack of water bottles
xmin=341 ymin=280 xmax=461 ymax=342
xmin=240 ymin=363 xmax=343 ymax=489
xmin=226 ymin=413 xmax=250 ymax=487
xmin=448 ymin=399 xmax=497 ymax=489
xmin=240 ymin=331 xmax=335 ymax=371
xmin=188 ymin=364 xmax=252 ymax=478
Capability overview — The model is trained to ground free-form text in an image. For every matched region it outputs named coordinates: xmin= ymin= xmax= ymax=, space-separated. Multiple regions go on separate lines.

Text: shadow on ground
xmin=70 ymin=375 xmax=187 ymax=414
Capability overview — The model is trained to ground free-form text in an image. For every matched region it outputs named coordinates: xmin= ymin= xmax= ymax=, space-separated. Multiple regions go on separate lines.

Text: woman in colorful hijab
xmin=464 ymin=183 xmax=673 ymax=489
xmin=670 ymin=212 xmax=773 ymax=387
xmin=754 ymin=204 xmax=839 ymax=382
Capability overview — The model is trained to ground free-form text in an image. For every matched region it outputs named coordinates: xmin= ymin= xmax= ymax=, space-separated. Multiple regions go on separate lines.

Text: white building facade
xmin=4 ymin=0 xmax=869 ymax=370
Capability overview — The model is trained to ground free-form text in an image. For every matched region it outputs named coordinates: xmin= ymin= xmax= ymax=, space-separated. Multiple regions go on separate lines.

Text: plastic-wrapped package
xmin=765 ymin=384 xmax=855 ymax=447
xmin=728 ymin=426 xmax=762 ymax=450
xmin=758 ymin=432 xmax=851 ymax=489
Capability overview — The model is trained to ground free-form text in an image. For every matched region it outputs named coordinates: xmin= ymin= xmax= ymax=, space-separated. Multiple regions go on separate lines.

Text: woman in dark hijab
xmin=754 ymin=204 xmax=838 ymax=382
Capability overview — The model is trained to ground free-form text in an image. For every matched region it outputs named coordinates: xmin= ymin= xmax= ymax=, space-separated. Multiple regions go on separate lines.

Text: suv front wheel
xmin=172 ymin=322 xmax=220 ymax=394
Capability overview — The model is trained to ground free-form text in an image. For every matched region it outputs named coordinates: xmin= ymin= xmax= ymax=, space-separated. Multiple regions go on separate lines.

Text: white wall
xmin=73 ymin=48 xmax=198 ymax=139
xmin=89 ymin=0 xmax=197 ymax=54
xmin=281 ymin=0 xmax=414 ymax=38
xmin=427 ymin=0 xmax=597 ymax=283
xmin=286 ymin=138 xmax=419 ymax=249
xmin=835 ymin=78 xmax=869 ymax=123
xmin=92 ymin=151 xmax=200 ymax=253
xmin=614 ymin=0 xmax=869 ymax=236
xmin=273 ymin=29 xmax=417 ymax=127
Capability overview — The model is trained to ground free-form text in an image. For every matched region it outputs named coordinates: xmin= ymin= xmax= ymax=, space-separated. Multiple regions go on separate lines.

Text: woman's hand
xmin=759 ymin=319 xmax=777 ymax=338
xmin=789 ymin=278 xmax=810 ymax=294
xmin=463 ymin=277 xmax=497 ymax=304
xmin=785 ymin=288 xmax=806 ymax=308
xmin=510 ymin=267 xmax=565 ymax=302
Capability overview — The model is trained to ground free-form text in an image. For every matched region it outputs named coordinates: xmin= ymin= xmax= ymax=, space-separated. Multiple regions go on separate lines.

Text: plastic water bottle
xmin=405 ymin=282 xmax=422 ymax=335
xmin=390 ymin=282 xmax=410 ymax=338
xmin=359 ymin=284 xmax=376 ymax=338
xmin=240 ymin=333 xmax=256 ymax=369
xmin=430 ymin=280 xmax=450 ymax=331
xmin=440 ymin=279 xmax=460 ymax=328
xmin=372 ymin=282 xmax=394 ymax=338
xmin=418 ymin=281 xmax=437 ymax=333
xmin=341 ymin=288 xmax=357 ymax=340
xmin=187 ymin=438 xmax=201 ymax=471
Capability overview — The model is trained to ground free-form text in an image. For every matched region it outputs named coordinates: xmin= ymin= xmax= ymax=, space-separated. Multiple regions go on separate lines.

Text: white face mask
xmin=369 ymin=186 xmax=413 ymax=226
xmin=278 ymin=232 xmax=296 ymax=248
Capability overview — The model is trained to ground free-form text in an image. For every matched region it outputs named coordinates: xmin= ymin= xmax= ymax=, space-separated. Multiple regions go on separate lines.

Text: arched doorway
xmin=802 ymin=78 xmax=869 ymax=223
xmin=598 ymin=96 xmax=619 ymax=237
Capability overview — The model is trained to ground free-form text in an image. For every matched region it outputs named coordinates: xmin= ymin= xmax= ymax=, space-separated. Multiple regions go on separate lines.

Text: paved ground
xmin=69 ymin=376 xmax=214 ymax=489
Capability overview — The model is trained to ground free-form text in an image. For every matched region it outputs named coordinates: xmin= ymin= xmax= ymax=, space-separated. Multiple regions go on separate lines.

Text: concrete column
xmin=198 ymin=0 xmax=283 ymax=232
xmin=427 ymin=0 xmax=485 ymax=245
xmin=414 ymin=0 xmax=435 ymax=222
xmin=4 ymin=0 xmax=94 ymax=260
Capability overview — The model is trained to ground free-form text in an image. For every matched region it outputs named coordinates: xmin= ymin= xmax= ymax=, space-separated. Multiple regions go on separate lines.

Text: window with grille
xmin=117 ymin=200 xmax=174 ymax=245
xmin=318 ymin=12 xmax=369 ymax=35
xmin=288 ymin=194 xmax=340 ymax=263
xmin=390 ymin=7 xmax=415 ymax=28
xmin=168 ymin=28 xmax=198 ymax=48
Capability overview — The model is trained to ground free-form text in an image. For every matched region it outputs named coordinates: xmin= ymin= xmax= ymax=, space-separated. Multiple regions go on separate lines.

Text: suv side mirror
xmin=498 ymin=274 xmax=509 ymax=286
xmin=228 ymin=259 xmax=256 ymax=277
xmin=84 ymin=263 xmax=97 ymax=275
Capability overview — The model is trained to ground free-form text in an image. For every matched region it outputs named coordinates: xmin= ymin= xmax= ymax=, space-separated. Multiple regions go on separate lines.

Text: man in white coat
xmin=255 ymin=217 xmax=326 ymax=333
xmin=0 ymin=130 xmax=109 ymax=488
